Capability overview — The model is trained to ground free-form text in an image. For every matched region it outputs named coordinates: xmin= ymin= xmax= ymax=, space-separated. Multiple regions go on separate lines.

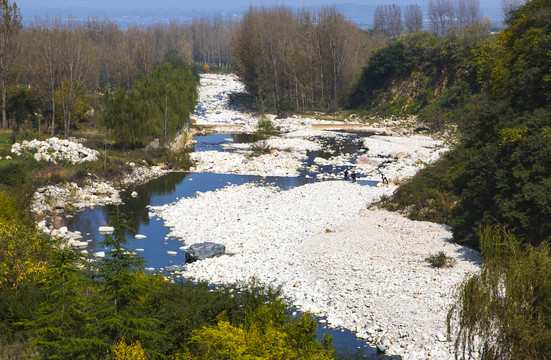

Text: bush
xmin=250 ymin=140 xmax=271 ymax=155
xmin=381 ymin=149 xmax=464 ymax=224
xmin=425 ymin=252 xmax=456 ymax=268
xmin=0 ymin=160 xmax=27 ymax=186
xmin=250 ymin=116 xmax=276 ymax=142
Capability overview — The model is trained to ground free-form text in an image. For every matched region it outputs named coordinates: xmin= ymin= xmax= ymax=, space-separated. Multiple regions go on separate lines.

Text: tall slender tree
xmin=404 ymin=4 xmax=423 ymax=33
xmin=0 ymin=0 xmax=21 ymax=130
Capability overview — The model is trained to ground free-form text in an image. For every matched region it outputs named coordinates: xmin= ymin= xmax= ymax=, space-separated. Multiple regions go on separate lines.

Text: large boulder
xmin=186 ymin=242 xmax=225 ymax=262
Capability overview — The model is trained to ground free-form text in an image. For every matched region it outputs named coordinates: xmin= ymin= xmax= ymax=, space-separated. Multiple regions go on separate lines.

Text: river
xmin=65 ymin=132 xmax=394 ymax=358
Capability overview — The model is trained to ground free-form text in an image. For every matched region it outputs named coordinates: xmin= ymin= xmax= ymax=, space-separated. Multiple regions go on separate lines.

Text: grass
xmin=0 ymin=131 xmax=12 ymax=156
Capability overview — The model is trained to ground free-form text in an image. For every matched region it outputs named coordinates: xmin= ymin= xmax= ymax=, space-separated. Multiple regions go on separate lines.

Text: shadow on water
xmin=65 ymin=133 xmax=396 ymax=359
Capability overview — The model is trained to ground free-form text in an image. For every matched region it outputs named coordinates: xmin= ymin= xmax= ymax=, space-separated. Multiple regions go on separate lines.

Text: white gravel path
xmin=151 ymin=74 xmax=481 ymax=359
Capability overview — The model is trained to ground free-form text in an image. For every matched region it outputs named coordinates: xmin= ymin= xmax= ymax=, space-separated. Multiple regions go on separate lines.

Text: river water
xmin=66 ymin=132 xmax=395 ymax=359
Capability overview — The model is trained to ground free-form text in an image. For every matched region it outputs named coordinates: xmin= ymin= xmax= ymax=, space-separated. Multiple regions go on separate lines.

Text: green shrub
xmin=0 ymin=161 xmax=27 ymax=186
xmin=250 ymin=140 xmax=271 ymax=155
xmin=250 ymin=116 xmax=276 ymax=143
xmin=381 ymin=149 xmax=464 ymax=224
xmin=425 ymin=251 xmax=456 ymax=268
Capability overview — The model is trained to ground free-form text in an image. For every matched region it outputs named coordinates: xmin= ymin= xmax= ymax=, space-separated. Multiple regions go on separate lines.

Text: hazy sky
xmin=18 ymin=0 xmax=504 ymax=10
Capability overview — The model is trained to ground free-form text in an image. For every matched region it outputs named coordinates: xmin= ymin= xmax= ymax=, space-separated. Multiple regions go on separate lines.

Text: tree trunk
xmin=51 ymin=91 xmax=56 ymax=136
xmin=1 ymin=79 xmax=7 ymax=130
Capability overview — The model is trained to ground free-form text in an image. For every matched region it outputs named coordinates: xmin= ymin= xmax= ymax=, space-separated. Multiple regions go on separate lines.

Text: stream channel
xmin=66 ymin=132 xmax=395 ymax=359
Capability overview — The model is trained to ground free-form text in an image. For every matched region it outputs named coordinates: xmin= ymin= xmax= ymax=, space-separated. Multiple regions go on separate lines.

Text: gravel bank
xmin=150 ymin=180 xmax=480 ymax=359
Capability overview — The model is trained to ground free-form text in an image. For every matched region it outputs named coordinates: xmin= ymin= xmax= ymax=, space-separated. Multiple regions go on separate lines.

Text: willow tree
xmin=103 ymin=52 xmax=198 ymax=149
xmin=0 ymin=0 xmax=21 ymax=130
xmin=448 ymin=224 xmax=551 ymax=359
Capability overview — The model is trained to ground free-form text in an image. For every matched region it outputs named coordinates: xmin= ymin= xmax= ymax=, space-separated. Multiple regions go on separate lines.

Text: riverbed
xmin=68 ymin=73 xmax=479 ymax=359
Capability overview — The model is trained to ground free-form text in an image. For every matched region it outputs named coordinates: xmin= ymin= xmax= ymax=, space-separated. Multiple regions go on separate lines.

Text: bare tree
xmin=30 ymin=18 xmax=63 ymax=134
xmin=232 ymin=5 xmax=376 ymax=111
xmin=429 ymin=0 xmax=455 ymax=35
xmin=457 ymin=0 xmax=482 ymax=27
xmin=0 ymin=0 xmax=21 ymax=130
xmin=58 ymin=20 xmax=98 ymax=137
xmin=404 ymin=4 xmax=423 ymax=33
xmin=374 ymin=4 xmax=403 ymax=38
xmin=502 ymin=0 xmax=524 ymax=19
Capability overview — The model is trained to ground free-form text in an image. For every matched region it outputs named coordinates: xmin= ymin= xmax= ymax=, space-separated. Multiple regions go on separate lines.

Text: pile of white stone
xmin=32 ymin=181 xmax=121 ymax=217
xmin=11 ymin=137 xmax=100 ymax=164
xmin=117 ymin=164 xmax=171 ymax=187
xmin=36 ymin=221 xmax=91 ymax=250
xmin=191 ymin=148 xmax=306 ymax=177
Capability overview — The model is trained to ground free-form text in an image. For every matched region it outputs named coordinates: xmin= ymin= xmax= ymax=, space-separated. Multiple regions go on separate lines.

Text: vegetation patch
xmin=425 ymin=251 xmax=456 ymax=268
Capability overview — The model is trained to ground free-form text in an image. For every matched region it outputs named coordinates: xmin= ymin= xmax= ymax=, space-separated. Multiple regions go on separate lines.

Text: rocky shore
xmin=8 ymin=136 xmax=172 ymax=246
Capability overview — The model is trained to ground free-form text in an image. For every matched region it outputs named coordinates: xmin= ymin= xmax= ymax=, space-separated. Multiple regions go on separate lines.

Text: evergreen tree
xmin=92 ymin=208 xmax=161 ymax=353
xmin=31 ymin=249 xmax=107 ymax=359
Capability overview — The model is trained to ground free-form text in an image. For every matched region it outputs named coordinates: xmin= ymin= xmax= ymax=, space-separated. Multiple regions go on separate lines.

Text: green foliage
xmin=30 ymin=249 xmax=107 ymax=359
xmin=249 ymin=116 xmax=276 ymax=144
xmin=481 ymin=0 xmax=551 ymax=111
xmin=452 ymin=105 xmax=551 ymax=248
xmin=7 ymin=86 xmax=44 ymax=129
xmin=382 ymin=150 xmax=464 ymax=224
xmin=0 ymin=159 xmax=27 ymax=186
xmin=448 ymin=224 xmax=551 ymax=359
xmin=103 ymin=54 xmax=198 ymax=149
xmin=92 ymin=208 xmax=160 ymax=348
xmin=347 ymin=27 xmax=489 ymax=129
xmin=425 ymin=252 xmax=456 ymax=268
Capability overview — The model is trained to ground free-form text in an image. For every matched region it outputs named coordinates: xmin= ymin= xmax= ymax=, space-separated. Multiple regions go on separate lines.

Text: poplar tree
xmin=0 ymin=0 xmax=21 ymax=130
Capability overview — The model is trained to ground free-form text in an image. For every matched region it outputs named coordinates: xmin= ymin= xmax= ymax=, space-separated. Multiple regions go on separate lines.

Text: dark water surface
xmin=66 ymin=133 xmax=394 ymax=359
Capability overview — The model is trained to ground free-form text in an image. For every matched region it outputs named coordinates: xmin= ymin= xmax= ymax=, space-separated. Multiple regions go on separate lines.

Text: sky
xmin=16 ymin=0 xmax=507 ymax=28
xmin=18 ymin=0 xmax=504 ymax=10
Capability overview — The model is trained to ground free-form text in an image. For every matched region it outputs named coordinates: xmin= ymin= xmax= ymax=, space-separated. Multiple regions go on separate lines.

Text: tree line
xmin=232 ymin=5 xmax=387 ymax=113
xmin=0 ymin=3 xmax=232 ymax=137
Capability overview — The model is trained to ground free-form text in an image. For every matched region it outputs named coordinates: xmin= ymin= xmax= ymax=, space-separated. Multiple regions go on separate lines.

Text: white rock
xmin=98 ymin=226 xmax=114 ymax=233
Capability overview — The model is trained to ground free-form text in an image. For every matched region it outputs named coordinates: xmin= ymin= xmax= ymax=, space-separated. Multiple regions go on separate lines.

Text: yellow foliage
xmin=203 ymin=63 xmax=211 ymax=72
xmin=0 ymin=218 xmax=48 ymax=291
xmin=114 ymin=338 xmax=147 ymax=360
xmin=185 ymin=306 xmax=334 ymax=360
xmin=500 ymin=128 xmax=527 ymax=146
